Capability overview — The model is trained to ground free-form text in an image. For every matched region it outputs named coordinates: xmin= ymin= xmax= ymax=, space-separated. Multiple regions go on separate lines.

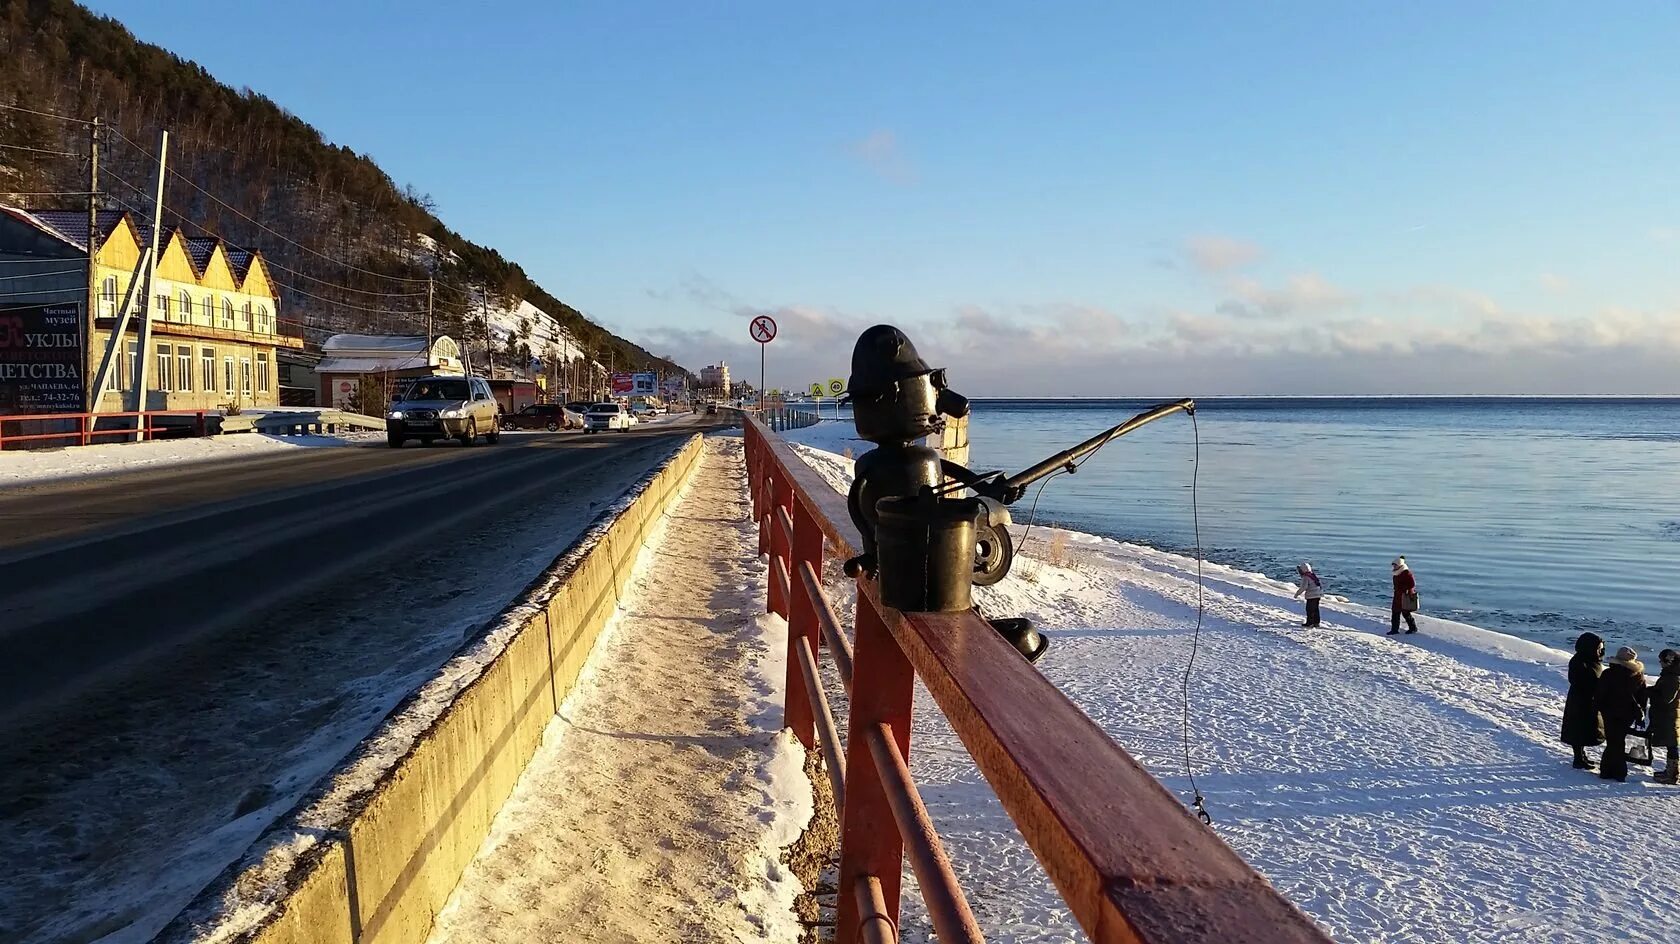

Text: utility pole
xmin=426 ymin=277 xmax=434 ymax=349
xmin=83 ymin=116 xmax=99 ymax=413
xmin=480 ymin=292 xmax=495 ymax=379
xmin=132 ymin=130 xmax=168 ymax=423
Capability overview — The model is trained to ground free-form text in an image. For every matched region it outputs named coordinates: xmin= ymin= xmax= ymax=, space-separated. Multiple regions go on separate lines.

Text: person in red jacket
xmin=1388 ymin=556 xmax=1419 ymax=635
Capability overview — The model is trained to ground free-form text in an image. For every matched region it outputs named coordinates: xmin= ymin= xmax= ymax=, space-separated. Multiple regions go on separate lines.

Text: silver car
xmin=387 ymin=375 xmax=501 ymax=447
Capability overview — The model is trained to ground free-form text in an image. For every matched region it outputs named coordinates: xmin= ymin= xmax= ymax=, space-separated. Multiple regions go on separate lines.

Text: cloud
xmin=1539 ymin=273 xmax=1570 ymax=294
xmin=1217 ymin=273 xmax=1352 ymax=319
xmin=1183 ymin=234 xmax=1262 ymax=274
xmin=644 ymin=272 xmax=1680 ymax=397
xmin=846 ymin=129 xmax=915 ymax=184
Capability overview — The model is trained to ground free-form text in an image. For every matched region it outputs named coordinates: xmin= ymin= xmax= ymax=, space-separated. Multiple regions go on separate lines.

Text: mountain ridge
xmin=0 ymin=0 xmax=683 ymax=378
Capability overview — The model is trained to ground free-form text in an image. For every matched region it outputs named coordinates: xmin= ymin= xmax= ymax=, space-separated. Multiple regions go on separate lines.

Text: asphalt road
xmin=0 ymin=414 xmax=719 ymax=943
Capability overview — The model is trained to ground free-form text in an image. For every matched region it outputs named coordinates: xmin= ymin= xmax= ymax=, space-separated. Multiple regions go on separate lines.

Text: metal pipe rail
xmin=742 ymin=415 xmax=1332 ymax=944
xmin=0 ymin=409 xmax=208 ymax=449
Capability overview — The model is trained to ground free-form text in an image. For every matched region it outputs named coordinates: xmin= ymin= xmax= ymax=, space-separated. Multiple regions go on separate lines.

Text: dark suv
xmin=500 ymin=403 xmax=582 ymax=431
xmin=387 ymin=375 xmax=501 ymax=447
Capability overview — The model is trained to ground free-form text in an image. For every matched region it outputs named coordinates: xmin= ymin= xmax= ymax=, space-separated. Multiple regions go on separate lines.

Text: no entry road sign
xmin=749 ymin=315 xmax=777 ymax=344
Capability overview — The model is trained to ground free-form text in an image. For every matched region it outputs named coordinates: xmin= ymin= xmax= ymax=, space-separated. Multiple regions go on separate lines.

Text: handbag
xmin=1401 ymin=590 xmax=1420 ymax=613
xmin=1627 ymin=727 xmax=1653 ymax=767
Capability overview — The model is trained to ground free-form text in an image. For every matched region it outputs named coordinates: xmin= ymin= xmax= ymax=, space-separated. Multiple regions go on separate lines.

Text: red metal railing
xmin=0 ymin=410 xmax=208 ymax=450
xmin=743 ymin=415 xmax=1333 ymax=944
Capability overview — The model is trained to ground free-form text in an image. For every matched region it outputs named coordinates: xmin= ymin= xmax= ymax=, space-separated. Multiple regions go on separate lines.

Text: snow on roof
xmin=315 ymin=354 xmax=436 ymax=373
xmin=321 ymin=334 xmax=431 ymax=354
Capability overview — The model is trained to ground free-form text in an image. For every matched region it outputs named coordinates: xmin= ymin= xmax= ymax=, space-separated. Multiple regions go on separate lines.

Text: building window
xmin=156 ymin=343 xmax=173 ymax=392
xmin=101 ymin=276 xmax=118 ymax=317
xmin=240 ymin=357 xmax=252 ymax=396
xmin=177 ymin=346 xmax=193 ymax=392
xmin=224 ymin=356 xmax=235 ymax=396
xmin=221 ymin=298 xmax=235 ymax=329
xmin=257 ymin=353 xmax=271 ymax=394
xmin=242 ymin=302 xmax=253 ymax=332
xmin=180 ymin=290 xmax=193 ymax=323
xmin=256 ymin=305 xmax=270 ymax=334
xmin=155 ymin=293 xmax=170 ymax=322
xmin=201 ymin=348 xmax=215 ymax=392
xmin=205 ymin=296 xmax=215 ymax=325
xmin=123 ymin=340 xmax=138 ymax=391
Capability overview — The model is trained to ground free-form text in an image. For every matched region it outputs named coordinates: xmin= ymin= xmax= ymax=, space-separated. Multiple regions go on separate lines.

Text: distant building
xmin=315 ymin=334 xmax=463 ymax=410
xmin=699 ymin=361 xmax=730 ymax=395
xmin=0 ymin=206 xmax=300 ymax=415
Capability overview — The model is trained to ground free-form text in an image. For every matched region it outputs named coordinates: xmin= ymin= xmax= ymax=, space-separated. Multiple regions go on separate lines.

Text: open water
xmin=933 ymin=397 xmax=1680 ymax=655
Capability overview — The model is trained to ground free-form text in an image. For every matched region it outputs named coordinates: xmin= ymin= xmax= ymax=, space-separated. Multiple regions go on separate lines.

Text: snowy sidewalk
xmin=426 ymin=436 xmax=812 ymax=944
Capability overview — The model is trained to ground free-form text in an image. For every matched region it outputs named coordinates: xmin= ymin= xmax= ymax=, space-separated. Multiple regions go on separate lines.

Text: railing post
xmin=80 ymin=413 xmax=90 ymax=447
xmin=767 ymin=466 xmax=794 ymax=617
xmin=836 ymin=588 xmax=915 ymax=942
xmin=758 ymin=472 xmax=773 ymax=561
xmin=783 ymin=497 xmax=825 ymax=747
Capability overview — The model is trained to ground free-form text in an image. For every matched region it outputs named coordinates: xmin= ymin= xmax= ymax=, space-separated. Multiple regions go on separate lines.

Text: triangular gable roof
xmin=12 ymin=208 xmax=130 ymax=252
xmin=184 ymin=236 xmax=218 ymax=272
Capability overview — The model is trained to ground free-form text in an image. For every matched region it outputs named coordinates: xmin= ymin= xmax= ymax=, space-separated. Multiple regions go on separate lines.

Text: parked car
xmin=566 ymin=401 xmax=595 ymax=417
xmin=584 ymin=401 xmax=635 ymax=433
xmin=387 ymin=375 xmax=501 ymax=447
xmin=501 ymin=403 xmax=582 ymax=432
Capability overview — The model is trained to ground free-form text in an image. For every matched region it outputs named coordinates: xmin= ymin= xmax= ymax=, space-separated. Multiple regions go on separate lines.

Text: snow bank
xmin=0 ymin=431 xmax=376 ymax=486
xmin=782 ymin=425 xmax=1680 ymax=944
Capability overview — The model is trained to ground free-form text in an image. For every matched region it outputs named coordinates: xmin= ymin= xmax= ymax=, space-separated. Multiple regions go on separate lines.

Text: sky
xmin=87 ymin=1 xmax=1680 ymax=395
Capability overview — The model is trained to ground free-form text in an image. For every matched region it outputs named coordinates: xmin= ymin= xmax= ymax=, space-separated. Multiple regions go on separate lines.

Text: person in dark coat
xmin=1560 ymin=632 xmax=1605 ymax=770
xmin=1650 ymin=649 xmax=1679 ymax=785
xmin=1387 ymin=557 xmax=1419 ymax=635
xmin=1596 ymin=646 xmax=1649 ymax=783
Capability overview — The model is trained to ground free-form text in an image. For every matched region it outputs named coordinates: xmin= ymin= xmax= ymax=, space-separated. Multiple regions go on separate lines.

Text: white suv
xmin=584 ymin=401 xmax=634 ymax=433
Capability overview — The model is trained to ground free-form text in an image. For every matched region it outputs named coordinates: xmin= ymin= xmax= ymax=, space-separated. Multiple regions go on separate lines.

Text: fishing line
xmin=1015 ymin=435 xmax=1116 ymax=555
xmin=1005 ymin=404 xmax=1212 ymax=823
xmin=1181 ymin=409 xmax=1210 ymax=824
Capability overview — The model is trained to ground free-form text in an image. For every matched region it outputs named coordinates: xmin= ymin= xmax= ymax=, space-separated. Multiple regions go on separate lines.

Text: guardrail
xmin=742 ymin=415 xmax=1332 ymax=944
xmin=0 ymin=410 xmax=207 ymax=450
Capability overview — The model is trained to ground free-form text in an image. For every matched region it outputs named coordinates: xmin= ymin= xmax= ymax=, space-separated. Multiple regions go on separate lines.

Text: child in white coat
xmin=1293 ymin=562 xmax=1323 ymax=628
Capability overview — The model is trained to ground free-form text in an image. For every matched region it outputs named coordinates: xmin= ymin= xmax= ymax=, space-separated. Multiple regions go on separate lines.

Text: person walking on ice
xmin=1293 ymin=562 xmax=1323 ymax=627
xmin=1388 ymin=557 xmax=1419 ymax=635
xmin=1560 ymin=632 xmax=1605 ymax=770
xmin=1650 ymin=648 xmax=1679 ymax=785
xmin=1596 ymin=646 xmax=1649 ymax=783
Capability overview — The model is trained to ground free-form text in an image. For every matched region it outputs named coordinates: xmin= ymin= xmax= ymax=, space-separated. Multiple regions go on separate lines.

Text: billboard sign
xmin=662 ymin=376 xmax=685 ymax=395
xmin=610 ymin=372 xmax=634 ymax=395
xmin=0 ymin=303 xmax=83 ymax=415
xmin=631 ymin=371 xmax=658 ymax=396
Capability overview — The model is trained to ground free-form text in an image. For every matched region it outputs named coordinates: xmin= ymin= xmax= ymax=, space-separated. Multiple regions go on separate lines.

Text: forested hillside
xmin=0 ymin=0 xmax=680 ymax=375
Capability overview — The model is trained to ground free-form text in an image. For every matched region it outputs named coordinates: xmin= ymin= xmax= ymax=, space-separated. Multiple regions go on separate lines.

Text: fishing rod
xmin=924 ymin=399 xmax=1197 ymax=584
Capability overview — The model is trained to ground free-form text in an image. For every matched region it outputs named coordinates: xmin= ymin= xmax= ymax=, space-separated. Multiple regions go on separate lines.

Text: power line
xmin=0 ymin=190 xmax=99 ymax=197
xmin=107 ymin=127 xmax=433 ymax=286
xmin=270 ymin=278 xmax=427 ymax=315
xmin=0 ymin=142 xmax=80 ymax=158
xmin=0 ymin=102 xmax=91 ymax=125
xmin=98 ymin=169 xmax=429 ymax=300
xmin=0 ymin=256 xmax=94 ymax=265
xmin=0 ymin=268 xmax=84 ymax=281
xmin=96 ymin=186 xmax=423 ymax=323
xmin=0 ymin=285 xmax=88 ymax=298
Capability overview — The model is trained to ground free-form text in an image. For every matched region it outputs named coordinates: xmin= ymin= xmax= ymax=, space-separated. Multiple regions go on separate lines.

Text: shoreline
xmin=780 ymin=429 xmax=1679 ymax=943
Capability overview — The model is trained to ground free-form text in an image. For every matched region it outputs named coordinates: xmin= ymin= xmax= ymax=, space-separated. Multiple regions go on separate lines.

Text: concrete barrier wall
xmin=162 ymin=433 xmax=706 ymax=944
